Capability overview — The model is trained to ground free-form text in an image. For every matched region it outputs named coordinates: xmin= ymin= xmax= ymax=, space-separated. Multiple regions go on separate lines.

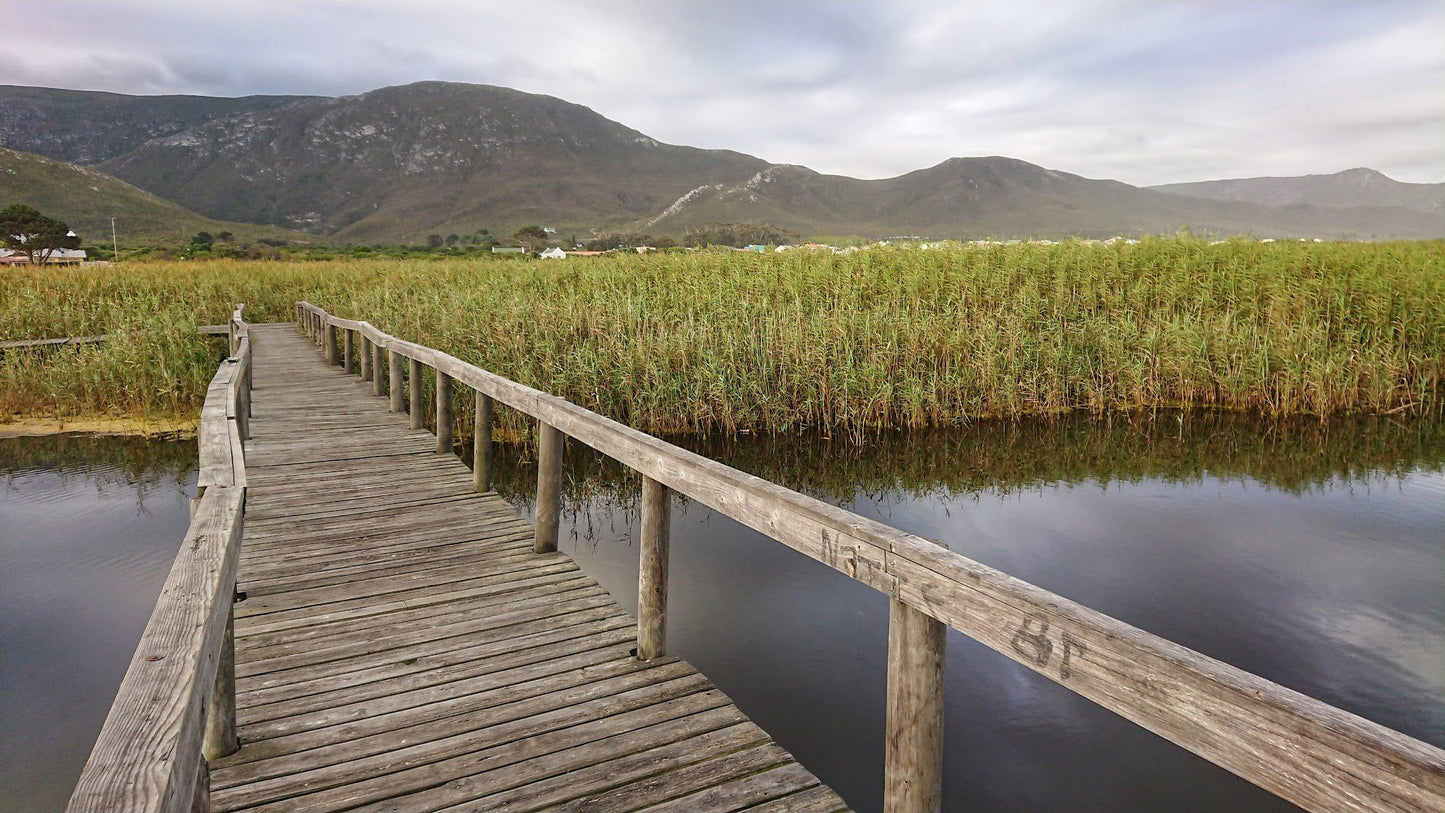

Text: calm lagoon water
xmin=3 ymin=414 xmax=1442 ymax=812
xmin=1 ymin=436 xmax=195 ymax=813
xmin=490 ymin=414 xmax=1444 ymax=812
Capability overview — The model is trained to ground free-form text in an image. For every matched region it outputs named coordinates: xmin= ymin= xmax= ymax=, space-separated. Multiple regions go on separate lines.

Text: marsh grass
xmin=2 ymin=237 xmax=1441 ymax=434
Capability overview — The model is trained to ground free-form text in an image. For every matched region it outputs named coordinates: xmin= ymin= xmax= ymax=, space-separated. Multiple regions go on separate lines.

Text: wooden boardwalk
xmin=208 ymin=324 xmax=850 ymax=813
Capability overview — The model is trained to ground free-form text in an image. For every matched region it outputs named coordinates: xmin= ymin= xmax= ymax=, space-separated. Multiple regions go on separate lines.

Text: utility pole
xmin=111 ymin=218 xmax=119 ymax=263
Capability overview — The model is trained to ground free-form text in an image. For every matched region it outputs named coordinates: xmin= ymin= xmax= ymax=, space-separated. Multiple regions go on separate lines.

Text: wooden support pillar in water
xmin=534 ymin=422 xmax=563 ymax=554
xmin=884 ymin=597 xmax=946 ymax=813
xmin=409 ymin=359 xmax=424 ymax=430
xmin=473 ymin=391 xmax=492 ymax=492
xmin=372 ymin=341 xmax=385 ymax=397
xmin=202 ymin=605 xmax=239 ymax=761
xmin=435 ymin=371 xmax=453 ymax=453
xmin=389 ymin=351 xmax=404 ymax=412
xmin=637 ymin=476 xmax=670 ymax=660
xmin=323 ymin=324 xmax=338 ymax=366
xmin=342 ymin=329 xmax=354 ymax=374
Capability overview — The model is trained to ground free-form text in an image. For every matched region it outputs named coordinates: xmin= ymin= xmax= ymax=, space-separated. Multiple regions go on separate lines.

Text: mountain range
xmin=2 ymin=81 xmax=1441 ymax=243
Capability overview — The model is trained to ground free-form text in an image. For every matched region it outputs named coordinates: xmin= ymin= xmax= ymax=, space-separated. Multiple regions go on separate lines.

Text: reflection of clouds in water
xmin=1309 ymin=605 xmax=1445 ymax=700
xmin=1 ymin=442 xmax=195 ymax=813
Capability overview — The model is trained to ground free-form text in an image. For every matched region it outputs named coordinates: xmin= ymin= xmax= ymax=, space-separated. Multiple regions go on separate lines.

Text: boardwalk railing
xmin=68 ymin=306 xmax=252 ymax=813
xmin=296 ymin=301 xmax=1443 ymax=813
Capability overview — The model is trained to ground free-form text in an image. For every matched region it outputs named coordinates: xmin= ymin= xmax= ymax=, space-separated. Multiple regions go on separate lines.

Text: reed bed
xmin=1 ymin=237 xmax=1441 ymax=434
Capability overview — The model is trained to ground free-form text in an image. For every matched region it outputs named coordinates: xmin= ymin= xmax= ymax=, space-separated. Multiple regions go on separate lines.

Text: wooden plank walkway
xmin=207 ymin=324 xmax=850 ymax=813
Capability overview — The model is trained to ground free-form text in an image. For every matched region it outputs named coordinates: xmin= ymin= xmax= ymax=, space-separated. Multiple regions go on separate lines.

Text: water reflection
xmin=479 ymin=413 xmax=1444 ymax=812
xmin=0 ymin=435 xmax=195 ymax=813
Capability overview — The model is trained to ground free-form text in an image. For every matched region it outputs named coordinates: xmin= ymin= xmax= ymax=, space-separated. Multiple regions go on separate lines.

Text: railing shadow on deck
xmin=292 ymin=301 xmax=1442 ymax=813
xmin=67 ymin=306 xmax=251 ymax=813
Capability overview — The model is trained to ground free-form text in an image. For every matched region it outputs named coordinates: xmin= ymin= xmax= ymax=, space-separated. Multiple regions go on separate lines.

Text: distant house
xmin=539 ymin=247 xmax=567 ymax=259
xmin=0 ymin=248 xmax=87 ymax=265
xmin=491 ymin=246 xmax=527 ymax=254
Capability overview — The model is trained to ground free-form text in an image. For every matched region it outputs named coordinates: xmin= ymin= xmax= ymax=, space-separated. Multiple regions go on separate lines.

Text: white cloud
xmin=3 ymin=0 xmax=1441 ymax=185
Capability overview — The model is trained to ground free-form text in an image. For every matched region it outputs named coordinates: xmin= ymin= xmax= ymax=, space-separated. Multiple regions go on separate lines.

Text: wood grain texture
xmin=184 ymin=317 xmax=850 ymax=813
xmin=884 ymin=597 xmax=945 ymax=813
xmin=435 ymin=370 xmax=453 ymax=453
xmin=637 ymin=475 xmax=670 ymax=661
xmin=534 ymin=421 xmax=562 ymax=554
xmin=474 ymin=390 xmax=492 ymax=492
xmin=408 ymin=357 xmax=423 ymax=430
xmin=66 ymin=487 xmax=245 ymax=813
xmin=291 ymin=301 xmax=1445 ymax=813
xmin=388 ymin=350 xmax=404 ymax=413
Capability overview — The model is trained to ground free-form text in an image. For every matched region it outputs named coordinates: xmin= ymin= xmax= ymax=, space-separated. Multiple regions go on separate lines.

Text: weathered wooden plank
xmin=293 ymin=302 xmax=1444 ymax=813
xmin=67 ymin=487 xmax=244 ymax=813
xmin=0 ymin=333 xmax=109 ymax=350
xmin=213 ymin=678 xmax=727 ymax=812
xmin=178 ymin=317 xmax=850 ymax=813
xmin=737 ymin=784 xmax=852 ymax=813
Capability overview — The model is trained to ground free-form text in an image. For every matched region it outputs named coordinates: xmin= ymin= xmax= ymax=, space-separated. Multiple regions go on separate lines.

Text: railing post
xmin=435 ymin=371 xmax=454 ymax=453
xmin=637 ymin=476 xmax=670 ymax=660
xmin=884 ymin=598 xmax=946 ymax=813
xmin=534 ymin=422 xmax=563 ymax=553
xmin=202 ymin=603 xmax=239 ymax=761
xmin=228 ymin=321 xmax=237 ymax=357
xmin=389 ymin=351 xmax=404 ymax=412
xmin=359 ymin=336 xmax=372 ymax=381
xmin=409 ymin=359 xmax=424 ymax=430
xmin=342 ymin=329 xmax=354 ymax=374
xmin=324 ymin=324 xmax=338 ymax=366
xmin=473 ymin=391 xmax=493 ymax=492
xmin=372 ymin=341 xmax=385 ymax=397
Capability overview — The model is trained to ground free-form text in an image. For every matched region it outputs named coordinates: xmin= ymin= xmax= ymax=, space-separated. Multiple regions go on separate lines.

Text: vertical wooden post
xmin=389 ymin=351 xmax=404 ymax=412
xmin=372 ymin=341 xmax=385 ymax=397
xmin=203 ymin=604 xmax=239 ymax=760
xmin=228 ymin=321 xmax=237 ymax=356
xmin=359 ymin=336 xmax=372 ymax=381
xmin=342 ymin=329 xmax=354 ymax=374
xmin=409 ymin=359 xmax=424 ymax=430
xmin=473 ymin=391 xmax=493 ymax=492
xmin=323 ymin=324 xmax=338 ymax=366
xmin=884 ymin=598 xmax=946 ymax=813
xmin=637 ymin=476 xmax=671 ymax=660
xmin=435 ymin=371 xmax=454 ymax=453
xmin=534 ymin=422 xmax=563 ymax=554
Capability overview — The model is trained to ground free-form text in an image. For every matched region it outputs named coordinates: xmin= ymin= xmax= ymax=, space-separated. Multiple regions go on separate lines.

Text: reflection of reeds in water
xmin=0 ymin=434 xmax=196 ymax=496
xmin=480 ymin=413 xmax=1445 ymax=524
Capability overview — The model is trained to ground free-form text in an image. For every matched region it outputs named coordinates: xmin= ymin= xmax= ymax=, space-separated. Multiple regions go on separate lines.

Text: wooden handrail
xmin=297 ymin=300 xmax=1444 ymax=813
xmin=68 ymin=306 xmax=250 ymax=813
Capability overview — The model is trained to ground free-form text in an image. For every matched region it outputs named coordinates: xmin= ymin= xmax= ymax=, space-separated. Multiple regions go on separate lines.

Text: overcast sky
xmin=4 ymin=0 xmax=1441 ymax=186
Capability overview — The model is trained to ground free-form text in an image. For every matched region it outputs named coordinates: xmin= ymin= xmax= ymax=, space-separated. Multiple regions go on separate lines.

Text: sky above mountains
xmin=4 ymin=0 xmax=1441 ymax=187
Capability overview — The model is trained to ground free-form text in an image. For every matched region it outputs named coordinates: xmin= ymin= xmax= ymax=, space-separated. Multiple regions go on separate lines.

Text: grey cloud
xmin=2 ymin=0 xmax=1441 ymax=185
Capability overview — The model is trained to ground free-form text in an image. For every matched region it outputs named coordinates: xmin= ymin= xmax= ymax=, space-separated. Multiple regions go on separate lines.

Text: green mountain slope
xmin=0 ymin=147 xmax=306 ymax=246
xmin=3 ymin=82 xmax=1441 ymax=242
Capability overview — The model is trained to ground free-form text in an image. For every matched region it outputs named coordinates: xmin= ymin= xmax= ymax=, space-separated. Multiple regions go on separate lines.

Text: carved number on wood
xmin=1010 ymin=613 xmax=1087 ymax=680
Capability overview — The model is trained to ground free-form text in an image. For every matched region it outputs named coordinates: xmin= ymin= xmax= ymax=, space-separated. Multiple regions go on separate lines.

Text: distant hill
xmin=1150 ymin=168 xmax=1445 ymax=217
xmin=3 ymin=82 xmax=1442 ymax=242
xmin=0 ymin=83 xmax=766 ymax=243
xmin=0 ymin=147 xmax=306 ymax=246
xmin=649 ymin=158 xmax=1445 ymax=240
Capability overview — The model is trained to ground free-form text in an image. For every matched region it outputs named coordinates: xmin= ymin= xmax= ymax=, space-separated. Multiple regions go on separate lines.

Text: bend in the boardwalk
xmin=210 ymin=324 xmax=851 ymax=813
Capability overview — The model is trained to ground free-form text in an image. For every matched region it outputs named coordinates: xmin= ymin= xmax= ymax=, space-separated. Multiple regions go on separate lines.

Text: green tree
xmin=512 ymin=224 xmax=549 ymax=253
xmin=191 ymin=231 xmax=214 ymax=249
xmin=0 ymin=204 xmax=81 ymax=265
xmin=427 ymin=234 xmax=444 ymax=249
